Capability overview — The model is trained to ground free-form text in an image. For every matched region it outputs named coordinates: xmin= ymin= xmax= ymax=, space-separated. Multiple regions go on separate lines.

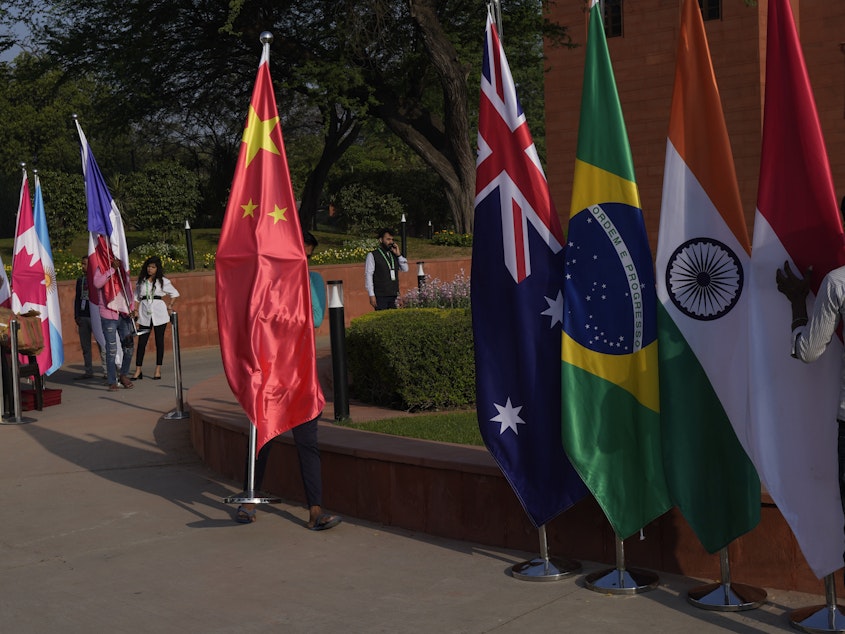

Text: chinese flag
xmin=216 ymin=43 xmax=325 ymax=455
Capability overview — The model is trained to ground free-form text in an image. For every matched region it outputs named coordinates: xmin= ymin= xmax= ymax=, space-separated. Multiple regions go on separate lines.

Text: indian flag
xmin=655 ymin=0 xmax=759 ymax=554
xmin=561 ymin=0 xmax=672 ymax=540
xmin=748 ymin=0 xmax=845 ymax=578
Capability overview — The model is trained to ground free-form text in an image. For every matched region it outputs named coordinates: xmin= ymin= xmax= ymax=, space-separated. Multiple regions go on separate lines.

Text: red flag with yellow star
xmin=216 ymin=41 xmax=325 ymax=454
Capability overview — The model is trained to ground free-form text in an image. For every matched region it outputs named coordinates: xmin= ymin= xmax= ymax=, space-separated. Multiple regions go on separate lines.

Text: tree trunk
xmin=297 ymin=105 xmax=361 ymax=231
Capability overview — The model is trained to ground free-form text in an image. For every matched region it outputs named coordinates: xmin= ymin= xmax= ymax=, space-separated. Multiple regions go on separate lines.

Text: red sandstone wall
xmin=545 ymin=0 xmax=845 ymax=250
xmin=58 ymin=258 xmax=472 ymax=366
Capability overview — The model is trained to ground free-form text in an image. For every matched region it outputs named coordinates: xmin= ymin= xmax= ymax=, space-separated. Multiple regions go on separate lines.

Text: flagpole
xmin=687 ymin=546 xmax=766 ymax=611
xmin=789 ymin=574 xmax=845 ymax=633
xmin=584 ymin=533 xmax=659 ymax=594
xmin=510 ymin=525 xmax=581 ymax=581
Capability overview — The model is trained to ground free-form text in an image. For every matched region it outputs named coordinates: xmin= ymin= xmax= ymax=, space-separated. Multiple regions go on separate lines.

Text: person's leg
xmin=117 ymin=317 xmax=134 ymax=384
xmin=152 ymin=323 xmax=166 ymax=377
xmin=375 ymin=296 xmax=395 ymax=310
xmin=134 ymin=328 xmax=151 ymax=378
xmin=292 ymin=416 xmax=339 ymax=529
xmin=838 ymin=420 xmax=845 ymax=573
xmin=101 ymin=318 xmax=118 ymax=387
xmin=236 ymin=442 xmax=271 ymax=523
xmin=78 ymin=317 xmax=93 ymax=374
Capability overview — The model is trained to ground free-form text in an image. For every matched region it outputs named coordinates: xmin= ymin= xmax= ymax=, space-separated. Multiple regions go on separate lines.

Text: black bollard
xmin=327 ymin=280 xmax=349 ymax=422
xmin=400 ymin=213 xmax=407 ymax=258
xmin=417 ymin=261 xmax=426 ymax=290
xmin=427 ymin=220 xmax=433 ymax=240
xmin=185 ymin=220 xmax=195 ymax=270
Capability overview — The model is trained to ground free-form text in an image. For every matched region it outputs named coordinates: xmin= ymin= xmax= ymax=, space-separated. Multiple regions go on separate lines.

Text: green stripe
xmin=657 ymin=304 xmax=760 ymax=552
xmin=575 ymin=3 xmax=636 ymax=183
xmin=562 ymin=362 xmax=672 ymax=540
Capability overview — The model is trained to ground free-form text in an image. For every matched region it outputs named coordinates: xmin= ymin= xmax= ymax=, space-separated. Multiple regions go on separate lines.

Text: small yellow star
xmin=269 ymin=205 xmax=288 ymax=224
xmin=242 ymin=105 xmax=281 ymax=167
xmin=241 ymin=199 xmax=258 ymax=218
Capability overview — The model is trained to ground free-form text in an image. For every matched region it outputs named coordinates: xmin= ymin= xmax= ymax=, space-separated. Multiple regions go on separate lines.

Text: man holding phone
xmin=364 ymin=228 xmax=408 ymax=310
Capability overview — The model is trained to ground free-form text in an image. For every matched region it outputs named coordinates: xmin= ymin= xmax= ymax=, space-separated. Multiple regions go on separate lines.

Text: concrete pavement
xmin=0 ymin=345 xmax=831 ymax=632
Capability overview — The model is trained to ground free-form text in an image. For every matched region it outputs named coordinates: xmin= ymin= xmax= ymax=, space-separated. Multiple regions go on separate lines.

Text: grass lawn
xmin=336 ymin=410 xmax=483 ymax=446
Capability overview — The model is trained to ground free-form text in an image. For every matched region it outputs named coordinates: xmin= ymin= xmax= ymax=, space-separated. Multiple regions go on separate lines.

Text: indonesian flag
xmin=11 ymin=169 xmax=53 ymax=374
xmin=215 ymin=40 xmax=324 ymax=454
xmin=748 ymin=0 xmax=845 ymax=578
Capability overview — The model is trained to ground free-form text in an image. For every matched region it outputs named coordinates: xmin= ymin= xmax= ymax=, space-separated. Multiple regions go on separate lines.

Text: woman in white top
xmin=131 ymin=256 xmax=180 ymax=380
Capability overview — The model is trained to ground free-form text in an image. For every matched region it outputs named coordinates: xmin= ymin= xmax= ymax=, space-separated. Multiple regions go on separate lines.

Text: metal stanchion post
xmin=185 ymin=220 xmax=195 ymax=270
xmin=3 ymin=319 xmax=35 ymax=425
xmin=584 ymin=533 xmax=659 ymax=594
xmin=427 ymin=220 xmax=433 ymax=240
xmin=687 ymin=546 xmax=766 ymax=611
xmin=417 ymin=261 xmax=426 ymax=290
xmin=164 ymin=311 xmax=190 ymax=420
xmin=790 ymin=574 xmax=845 ymax=632
xmin=400 ymin=214 xmax=407 ymax=257
xmin=511 ymin=525 xmax=581 ymax=581
xmin=327 ymin=281 xmax=349 ymax=422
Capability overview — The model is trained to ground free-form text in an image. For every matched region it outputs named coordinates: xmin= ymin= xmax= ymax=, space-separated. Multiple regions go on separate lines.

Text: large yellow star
xmin=242 ymin=105 xmax=280 ymax=167
xmin=241 ymin=199 xmax=258 ymax=218
xmin=269 ymin=205 xmax=288 ymax=224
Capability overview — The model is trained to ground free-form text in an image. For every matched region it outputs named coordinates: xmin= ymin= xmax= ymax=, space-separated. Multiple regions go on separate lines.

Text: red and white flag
xmin=748 ymin=0 xmax=845 ymax=578
xmin=11 ymin=169 xmax=52 ymax=374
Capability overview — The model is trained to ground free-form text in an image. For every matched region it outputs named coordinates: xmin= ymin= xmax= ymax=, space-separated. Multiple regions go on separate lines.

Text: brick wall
xmin=58 ymin=258 xmax=472 ymax=366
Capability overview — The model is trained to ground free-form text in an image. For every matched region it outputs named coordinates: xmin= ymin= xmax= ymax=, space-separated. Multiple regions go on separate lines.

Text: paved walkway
xmin=0 ymin=345 xmax=833 ymax=632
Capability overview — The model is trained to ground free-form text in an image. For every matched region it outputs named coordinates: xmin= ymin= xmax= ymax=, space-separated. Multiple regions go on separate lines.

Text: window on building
xmin=603 ymin=0 xmax=623 ymax=38
xmin=699 ymin=0 xmax=722 ymax=21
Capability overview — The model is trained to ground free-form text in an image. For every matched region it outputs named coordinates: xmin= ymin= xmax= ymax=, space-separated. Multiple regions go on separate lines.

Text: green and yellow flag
xmin=561 ymin=0 xmax=672 ymax=540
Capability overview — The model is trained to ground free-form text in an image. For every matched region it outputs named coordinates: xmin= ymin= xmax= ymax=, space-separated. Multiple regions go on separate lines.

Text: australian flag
xmin=471 ymin=15 xmax=587 ymax=527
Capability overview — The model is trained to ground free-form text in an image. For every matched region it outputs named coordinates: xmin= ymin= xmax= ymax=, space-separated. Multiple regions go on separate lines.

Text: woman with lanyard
xmin=131 ymin=255 xmax=180 ymax=380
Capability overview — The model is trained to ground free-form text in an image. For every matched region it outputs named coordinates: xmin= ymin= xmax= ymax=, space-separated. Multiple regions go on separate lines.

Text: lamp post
xmin=400 ymin=213 xmax=407 ymax=257
xmin=185 ymin=220 xmax=195 ymax=270
xmin=327 ymin=280 xmax=349 ymax=422
xmin=417 ymin=261 xmax=426 ymax=290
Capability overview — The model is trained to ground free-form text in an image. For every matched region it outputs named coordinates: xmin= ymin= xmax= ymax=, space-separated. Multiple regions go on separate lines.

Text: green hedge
xmin=346 ymin=308 xmax=475 ymax=411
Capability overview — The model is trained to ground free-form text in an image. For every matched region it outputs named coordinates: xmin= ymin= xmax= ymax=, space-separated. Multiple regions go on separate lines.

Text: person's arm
xmin=93 ymin=266 xmax=113 ymax=289
xmin=162 ymin=278 xmax=180 ymax=311
xmin=364 ymin=252 xmax=376 ymax=307
xmin=777 ymin=261 xmax=841 ymax=362
xmin=309 ymin=271 xmax=326 ymax=328
xmin=397 ymin=255 xmax=409 ymax=273
xmin=74 ymin=278 xmax=82 ymax=320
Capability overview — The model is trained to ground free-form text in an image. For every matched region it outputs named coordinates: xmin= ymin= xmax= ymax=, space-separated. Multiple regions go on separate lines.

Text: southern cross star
xmin=490 ymin=397 xmax=526 ymax=435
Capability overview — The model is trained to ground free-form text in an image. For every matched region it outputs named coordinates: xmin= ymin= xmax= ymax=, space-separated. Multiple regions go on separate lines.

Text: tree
xmin=123 ymin=161 xmax=200 ymax=240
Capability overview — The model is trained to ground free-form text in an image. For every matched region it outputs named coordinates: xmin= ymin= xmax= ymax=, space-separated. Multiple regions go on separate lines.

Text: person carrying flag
xmin=94 ymin=255 xmax=135 ymax=391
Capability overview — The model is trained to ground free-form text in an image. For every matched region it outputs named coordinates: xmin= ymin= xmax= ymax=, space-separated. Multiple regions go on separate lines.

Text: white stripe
xmin=749 ymin=210 xmax=844 ymax=578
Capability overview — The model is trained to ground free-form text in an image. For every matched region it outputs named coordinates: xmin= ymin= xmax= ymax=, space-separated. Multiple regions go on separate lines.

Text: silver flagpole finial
xmin=260 ymin=31 xmax=273 ymax=45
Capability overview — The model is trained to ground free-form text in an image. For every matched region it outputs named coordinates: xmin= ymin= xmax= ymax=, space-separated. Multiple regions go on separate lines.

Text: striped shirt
xmin=792 ymin=264 xmax=845 ymax=420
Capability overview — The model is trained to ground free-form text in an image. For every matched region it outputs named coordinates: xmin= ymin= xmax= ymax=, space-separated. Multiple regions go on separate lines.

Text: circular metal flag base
xmin=224 ymin=490 xmax=283 ymax=505
xmin=790 ymin=604 xmax=845 ymax=633
xmin=163 ymin=409 xmax=190 ymax=420
xmin=585 ymin=567 xmax=659 ymax=595
xmin=511 ymin=557 xmax=582 ymax=582
xmin=687 ymin=581 xmax=767 ymax=612
xmin=0 ymin=416 xmax=37 ymax=425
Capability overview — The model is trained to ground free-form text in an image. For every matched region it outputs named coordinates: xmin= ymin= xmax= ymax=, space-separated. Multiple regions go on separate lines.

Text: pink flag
xmin=11 ymin=169 xmax=52 ymax=374
xmin=748 ymin=0 xmax=845 ymax=578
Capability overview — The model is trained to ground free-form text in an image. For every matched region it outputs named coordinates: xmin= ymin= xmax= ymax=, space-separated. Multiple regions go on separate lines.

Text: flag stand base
xmin=790 ymin=574 xmax=845 ymax=633
xmin=511 ymin=556 xmax=581 ymax=582
xmin=163 ymin=409 xmax=190 ymax=420
xmin=224 ymin=490 xmax=283 ymax=505
xmin=687 ymin=582 xmax=766 ymax=611
xmin=584 ymin=567 xmax=658 ymax=595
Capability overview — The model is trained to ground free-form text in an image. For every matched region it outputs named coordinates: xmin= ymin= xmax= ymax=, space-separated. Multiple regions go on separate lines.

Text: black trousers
xmin=243 ymin=416 xmax=322 ymax=508
xmin=135 ymin=322 xmax=167 ymax=366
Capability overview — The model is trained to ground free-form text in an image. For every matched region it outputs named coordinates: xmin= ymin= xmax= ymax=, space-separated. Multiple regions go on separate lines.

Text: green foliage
xmin=38 ymin=170 xmax=86 ymax=249
xmin=431 ymin=230 xmax=472 ymax=247
xmin=123 ymin=161 xmax=200 ymax=239
xmin=347 ymin=308 xmax=475 ymax=411
xmin=335 ymin=183 xmax=404 ymax=237
xmin=335 ymin=410 xmax=482 ymax=446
